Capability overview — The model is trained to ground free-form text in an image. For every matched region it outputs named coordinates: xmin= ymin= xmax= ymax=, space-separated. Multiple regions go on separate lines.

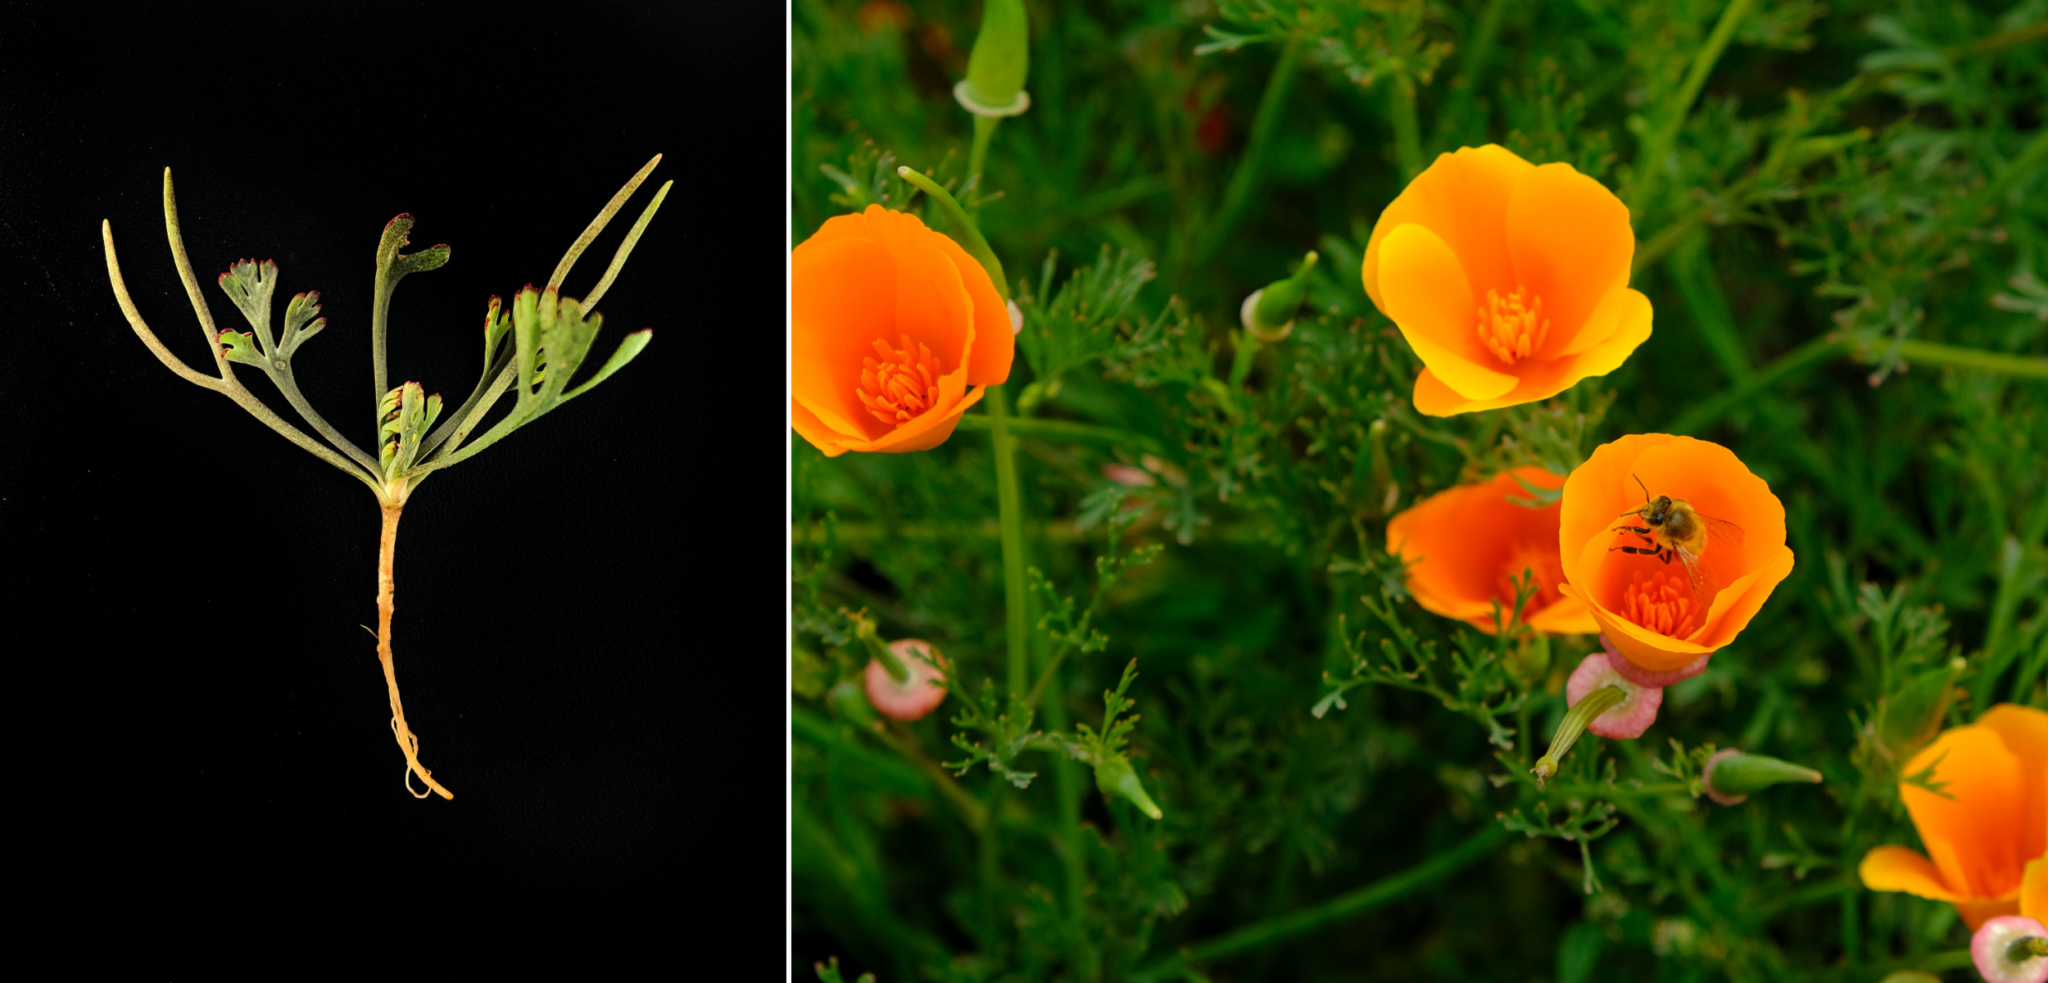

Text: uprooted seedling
xmin=103 ymin=157 xmax=672 ymax=799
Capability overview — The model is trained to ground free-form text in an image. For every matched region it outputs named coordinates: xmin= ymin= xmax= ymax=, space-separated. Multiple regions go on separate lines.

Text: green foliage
xmin=791 ymin=0 xmax=2048 ymax=979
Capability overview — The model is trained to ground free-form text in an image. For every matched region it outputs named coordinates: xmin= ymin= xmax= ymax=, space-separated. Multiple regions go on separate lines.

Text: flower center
xmin=1622 ymin=569 xmax=1701 ymax=638
xmin=1475 ymin=285 xmax=1550 ymax=365
xmin=856 ymin=334 xmax=943 ymax=426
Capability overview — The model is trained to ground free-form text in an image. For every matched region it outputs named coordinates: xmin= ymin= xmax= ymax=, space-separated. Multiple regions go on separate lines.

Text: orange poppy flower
xmin=1556 ymin=434 xmax=1794 ymax=672
xmin=1386 ymin=467 xmax=1598 ymax=634
xmin=791 ymin=205 xmax=1014 ymax=457
xmin=1361 ymin=145 xmax=1651 ymax=416
xmin=1859 ymin=703 xmax=2048 ymax=931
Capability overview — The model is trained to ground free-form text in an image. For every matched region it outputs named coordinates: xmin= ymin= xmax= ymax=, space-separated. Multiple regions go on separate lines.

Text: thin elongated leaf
xmin=559 ymin=329 xmax=652 ymax=403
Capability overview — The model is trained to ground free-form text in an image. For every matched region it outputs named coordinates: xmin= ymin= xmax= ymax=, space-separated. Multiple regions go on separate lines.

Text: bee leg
xmin=1610 ymin=545 xmax=1654 ymax=555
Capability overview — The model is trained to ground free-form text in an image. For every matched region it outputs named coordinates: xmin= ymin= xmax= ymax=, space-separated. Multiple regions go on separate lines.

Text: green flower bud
xmin=1702 ymin=749 xmax=1822 ymax=806
xmin=1504 ymin=630 xmax=1552 ymax=689
xmin=958 ymin=0 xmax=1030 ymax=117
xmin=1241 ymin=251 xmax=1318 ymax=342
xmin=1875 ymin=657 xmax=1965 ymax=761
xmin=1094 ymin=755 xmax=1163 ymax=819
xmin=827 ymin=678 xmax=879 ymax=729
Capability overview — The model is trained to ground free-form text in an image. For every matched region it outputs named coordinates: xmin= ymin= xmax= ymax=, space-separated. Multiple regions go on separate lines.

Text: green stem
xmin=1667 ymin=336 xmax=1847 ymax=434
xmin=2011 ymin=937 xmax=2048 ymax=962
xmin=955 ymin=413 xmax=1170 ymax=455
xmin=897 ymin=166 xmax=1010 ymax=300
xmin=1543 ymin=780 xmax=1694 ymax=799
xmin=1195 ymin=34 xmax=1302 ymax=266
xmin=1896 ymin=340 xmax=2048 ymax=379
xmin=967 ymin=115 xmax=998 ymax=218
xmin=1532 ymin=685 xmax=1626 ymax=783
xmin=1963 ymin=19 xmax=2048 ymax=55
xmin=989 ymin=384 xmax=1030 ymax=708
xmin=1952 ymin=125 xmax=2048 ymax=222
xmin=1626 ymin=0 xmax=1754 ymax=216
xmin=1389 ymin=75 xmax=1424 ymax=182
xmin=1144 ymin=825 xmax=1508 ymax=973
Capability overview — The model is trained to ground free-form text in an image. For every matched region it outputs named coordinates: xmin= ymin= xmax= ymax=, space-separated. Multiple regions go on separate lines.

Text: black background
xmin=2 ymin=0 xmax=783 ymax=957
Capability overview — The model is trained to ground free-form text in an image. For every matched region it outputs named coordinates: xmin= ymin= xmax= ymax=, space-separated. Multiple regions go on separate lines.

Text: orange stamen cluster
xmin=1475 ymin=285 xmax=1550 ymax=365
xmin=857 ymin=335 xmax=944 ymax=426
xmin=1623 ymin=569 xmax=1700 ymax=638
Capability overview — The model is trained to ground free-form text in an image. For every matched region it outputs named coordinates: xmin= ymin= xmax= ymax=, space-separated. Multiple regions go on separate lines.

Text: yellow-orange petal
xmin=791 ymin=236 xmax=901 ymax=442
xmin=1526 ymin=594 xmax=1600 ymax=634
xmin=1410 ymin=288 xmax=1651 ymax=416
xmin=1979 ymin=704 xmax=2048 ymax=868
xmin=1954 ymin=899 xmax=2021 ymax=933
xmin=1504 ymin=162 xmax=1635 ymax=347
xmin=1687 ymin=545 xmax=1795 ymax=650
xmin=2022 ymin=857 xmax=2046 ymax=921
xmin=1377 ymin=224 xmax=1517 ymax=400
xmin=1903 ymin=724 xmax=2026 ymax=900
xmin=791 ymin=397 xmax=853 ymax=458
xmin=1387 ymin=467 xmax=1575 ymax=633
xmin=831 ymin=383 xmax=987 ymax=454
xmin=1861 ymin=845 xmax=1967 ymax=901
xmin=926 ymin=232 xmax=1013 ymax=386
xmin=1363 ymin=145 xmax=1532 ymax=312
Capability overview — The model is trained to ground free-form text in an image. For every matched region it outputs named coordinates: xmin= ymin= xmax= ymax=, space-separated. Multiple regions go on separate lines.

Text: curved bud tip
xmin=1094 ymin=756 xmax=1164 ymax=819
xmin=1972 ymin=916 xmax=2048 ymax=983
xmin=863 ymin=639 xmax=949 ymax=721
xmin=1875 ymin=657 xmax=1965 ymax=761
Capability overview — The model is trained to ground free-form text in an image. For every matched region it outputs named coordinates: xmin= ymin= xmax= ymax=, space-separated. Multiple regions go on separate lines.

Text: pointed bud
xmin=1532 ymin=653 xmax=1662 ymax=785
xmin=1971 ymin=915 xmax=2048 ymax=983
xmin=1504 ymin=630 xmax=1552 ymax=689
xmin=1240 ymin=251 xmax=1318 ymax=342
xmin=1093 ymin=755 xmax=1163 ymax=819
xmin=1875 ymin=657 xmax=1965 ymax=761
xmin=827 ymin=678 xmax=879 ymax=729
xmin=957 ymin=0 xmax=1030 ymax=117
xmin=1702 ymin=749 xmax=1823 ymax=806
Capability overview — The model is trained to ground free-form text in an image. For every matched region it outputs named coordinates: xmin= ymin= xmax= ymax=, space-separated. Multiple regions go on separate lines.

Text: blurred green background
xmin=791 ymin=1 xmax=2048 ymax=980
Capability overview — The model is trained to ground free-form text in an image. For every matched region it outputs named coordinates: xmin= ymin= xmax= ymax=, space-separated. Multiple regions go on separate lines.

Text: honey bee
xmin=1609 ymin=475 xmax=1745 ymax=594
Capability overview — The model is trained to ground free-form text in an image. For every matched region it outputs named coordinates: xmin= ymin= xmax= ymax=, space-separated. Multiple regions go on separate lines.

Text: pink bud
xmin=1102 ymin=464 xmax=1156 ymax=487
xmin=1566 ymin=652 xmax=1663 ymax=739
xmin=1600 ymin=634 xmax=1712 ymax=687
xmin=1972 ymin=915 xmax=2048 ymax=983
xmin=864 ymin=638 xmax=949 ymax=721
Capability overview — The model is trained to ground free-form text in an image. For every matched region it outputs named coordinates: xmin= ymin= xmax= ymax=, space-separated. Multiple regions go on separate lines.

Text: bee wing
xmin=1696 ymin=512 xmax=1746 ymax=550
xmin=1672 ymin=543 xmax=1711 ymax=597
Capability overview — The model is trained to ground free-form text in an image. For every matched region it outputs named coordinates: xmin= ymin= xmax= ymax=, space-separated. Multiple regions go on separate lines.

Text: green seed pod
xmin=1702 ymin=749 xmax=1823 ymax=806
xmin=1875 ymin=658 xmax=1965 ymax=761
xmin=958 ymin=0 xmax=1030 ymax=116
xmin=1094 ymin=755 xmax=1164 ymax=819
